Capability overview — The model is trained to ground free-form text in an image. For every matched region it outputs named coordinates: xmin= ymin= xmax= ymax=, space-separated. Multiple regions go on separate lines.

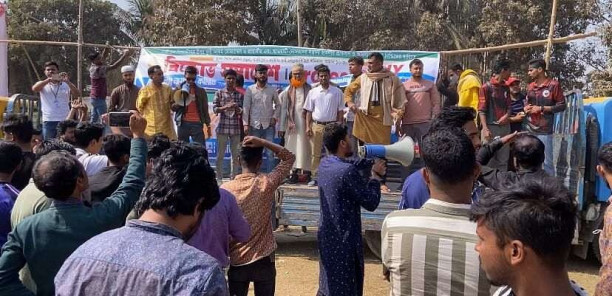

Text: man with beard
xmin=137 ymin=65 xmax=177 ymax=140
xmin=0 ymin=113 xmax=148 ymax=295
xmin=317 ymin=123 xmax=385 ymax=296
xmin=471 ymin=177 xmax=585 ymax=296
xmin=243 ymin=64 xmax=281 ymax=173
xmin=55 ymin=141 xmax=227 ymax=295
xmin=344 ymin=52 xmax=406 ymax=192
xmin=32 ymin=61 xmax=81 ymax=140
xmin=279 ymin=64 xmax=312 ymax=184
xmin=56 ymin=120 xmax=78 ymax=144
xmin=109 ymin=65 xmax=140 ymax=136
xmin=399 ymin=59 xmax=440 ymax=145
xmin=524 ymin=59 xmax=566 ymax=175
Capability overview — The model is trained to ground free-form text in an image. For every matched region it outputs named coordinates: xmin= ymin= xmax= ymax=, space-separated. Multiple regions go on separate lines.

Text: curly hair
xmin=57 ymin=120 xmax=78 ymax=137
xmin=34 ymin=139 xmax=76 ymax=160
xmin=148 ymin=133 xmax=173 ymax=160
xmin=135 ymin=143 xmax=219 ymax=218
xmin=421 ymin=127 xmax=476 ymax=184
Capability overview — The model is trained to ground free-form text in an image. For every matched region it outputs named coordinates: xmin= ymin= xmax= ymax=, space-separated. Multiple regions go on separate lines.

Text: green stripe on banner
xmin=143 ymin=45 xmax=439 ymax=61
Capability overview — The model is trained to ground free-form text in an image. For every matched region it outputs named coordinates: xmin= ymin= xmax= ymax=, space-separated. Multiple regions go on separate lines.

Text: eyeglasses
xmin=186 ymin=78 xmax=196 ymax=82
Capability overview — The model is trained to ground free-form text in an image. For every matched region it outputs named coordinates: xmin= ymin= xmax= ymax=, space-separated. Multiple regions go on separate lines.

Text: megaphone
xmin=181 ymin=83 xmax=190 ymax=93
xmin=358 ymin=136 xmax=416 ymax=167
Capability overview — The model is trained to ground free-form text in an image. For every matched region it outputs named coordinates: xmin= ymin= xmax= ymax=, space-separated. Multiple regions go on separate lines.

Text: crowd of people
xmin=0 ymin=49 xmax=609 ymax=296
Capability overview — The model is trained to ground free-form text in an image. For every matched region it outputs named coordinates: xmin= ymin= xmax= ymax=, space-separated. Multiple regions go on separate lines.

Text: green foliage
xmin=7 ymin=0 xmax=601 ymax=93
xmin=8 ymin=0 xmax=133 ymax=94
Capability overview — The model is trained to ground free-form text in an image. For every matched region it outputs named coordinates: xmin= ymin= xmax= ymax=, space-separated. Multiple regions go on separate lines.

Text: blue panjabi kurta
xmin=317 ymin=156 xmax=381 ymax=296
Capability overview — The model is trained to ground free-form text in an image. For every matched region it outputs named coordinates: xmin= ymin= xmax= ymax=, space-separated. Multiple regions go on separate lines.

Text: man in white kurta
xmin=279 ymin=64 xmax=312 ymax=184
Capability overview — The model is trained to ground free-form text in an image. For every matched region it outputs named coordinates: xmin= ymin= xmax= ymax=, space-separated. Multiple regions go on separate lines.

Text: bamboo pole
xmin=0 ymin=39 xmax=140 ymax=49
xmin=77 ymin=0 xmax=83 ymax=94
xmin=0 ymin=31 xmax=596 ymax=55
xmin=545 ymin=0 xmax=559 ymax=66
xmin=296 ymin=0 xmax=302 ymax=47
xmin=441 ymin=32 xmax=596 ymax=56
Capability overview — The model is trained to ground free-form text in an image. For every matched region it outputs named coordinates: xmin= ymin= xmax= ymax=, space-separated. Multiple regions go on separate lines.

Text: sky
xmin=108 ymin=0 xmax=131 ymax=11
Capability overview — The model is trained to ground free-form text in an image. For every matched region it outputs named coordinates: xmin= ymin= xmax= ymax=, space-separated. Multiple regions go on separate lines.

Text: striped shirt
xmin=382 ymin=199 xmax=492 ymax=296
xmin=493 ymin=280 xmax=587 ymax=296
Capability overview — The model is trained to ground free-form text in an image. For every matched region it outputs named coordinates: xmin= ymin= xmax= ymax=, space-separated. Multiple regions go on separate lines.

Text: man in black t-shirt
xmin=88 ymin=134 xmax=131 ymax=204
xmin=1 ymin=114 xmax=35 ymax=190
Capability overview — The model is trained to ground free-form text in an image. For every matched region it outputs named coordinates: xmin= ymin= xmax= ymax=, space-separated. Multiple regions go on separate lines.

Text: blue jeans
xmin=537 ymin=134 xmax=554 ymax=175
xmin=177 ymin=122 xmax=205 ymax=144
xmin=42 ymin=121 xmax=60 ymax=140
xmin=249 ymin=126 xmax=275 ymax=173
xmin=90 ymin=98 xmax=107 ymax=124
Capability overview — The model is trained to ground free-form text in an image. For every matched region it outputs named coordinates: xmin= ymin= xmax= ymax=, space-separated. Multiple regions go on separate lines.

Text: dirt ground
xmin=250 ymin=228 xmax=602 ymax=296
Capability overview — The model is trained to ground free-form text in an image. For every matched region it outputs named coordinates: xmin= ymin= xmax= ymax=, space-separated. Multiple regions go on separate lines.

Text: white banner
xmin=134 ymin=46 xmax=441 ymax=90
xmin=134 ymin=46 xmax=441 ymax=159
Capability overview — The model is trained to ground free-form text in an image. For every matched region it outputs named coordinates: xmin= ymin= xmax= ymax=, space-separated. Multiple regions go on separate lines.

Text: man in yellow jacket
xmin=454 ymin=64 xmax=481 ymax=112
xmin=136 ymin=65 xmax=177 ymax=140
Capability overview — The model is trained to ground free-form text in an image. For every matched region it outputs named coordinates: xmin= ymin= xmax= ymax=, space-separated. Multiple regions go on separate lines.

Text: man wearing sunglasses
xmin=172 ymin=66 xmax=211 ymax=145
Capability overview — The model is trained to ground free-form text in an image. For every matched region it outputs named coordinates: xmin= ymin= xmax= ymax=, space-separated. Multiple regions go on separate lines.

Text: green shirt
xmin=0 ymin=138 xmax=147 ymax=296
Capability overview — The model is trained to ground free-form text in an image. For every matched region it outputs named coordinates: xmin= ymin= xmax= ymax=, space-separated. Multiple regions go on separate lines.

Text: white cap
xmin=121 ymin=65 xmax=135 ymax=73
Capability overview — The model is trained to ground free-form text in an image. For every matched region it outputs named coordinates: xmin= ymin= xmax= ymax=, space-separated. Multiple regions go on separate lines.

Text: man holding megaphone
xmin=316 ymin=123 xmax=386 ymax=296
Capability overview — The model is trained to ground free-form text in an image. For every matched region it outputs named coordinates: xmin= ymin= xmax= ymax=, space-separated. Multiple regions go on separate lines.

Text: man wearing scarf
xmin=279 ymin=64 xmax=312 ymax=184
xmin=344 ymin=52 xmax=406 ymax=191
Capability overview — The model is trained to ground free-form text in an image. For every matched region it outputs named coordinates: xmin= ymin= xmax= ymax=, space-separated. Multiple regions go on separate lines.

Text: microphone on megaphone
xmin=358 ymin=136 xmax=417 ymax=167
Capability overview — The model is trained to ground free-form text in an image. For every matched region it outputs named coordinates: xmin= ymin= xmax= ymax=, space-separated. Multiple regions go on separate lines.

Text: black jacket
xmin=477 ymin=139 xmax=549 ymax=190
xmin=173 ymin=83 xmax=211 ymax=126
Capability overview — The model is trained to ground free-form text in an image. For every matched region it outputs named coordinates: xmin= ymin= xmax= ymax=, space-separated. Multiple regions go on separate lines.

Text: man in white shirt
xmin=243 ymin=64 xmax=281 ymax=173
xmin=31 ymin=61 xmax=81 ymax=140
xmin=304 ymin=64 xmax=344 ymax=186
xmin=73 ymin=122 xmax=108 ymax=177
